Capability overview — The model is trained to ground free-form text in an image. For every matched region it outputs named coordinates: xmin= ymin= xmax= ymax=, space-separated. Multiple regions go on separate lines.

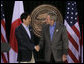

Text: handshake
xmin=34 ymin=45 xmax=40 ymax=52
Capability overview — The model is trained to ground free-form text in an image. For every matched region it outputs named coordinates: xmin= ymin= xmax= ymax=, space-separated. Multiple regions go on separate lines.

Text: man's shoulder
xmin=57 ymin=22 xmax=66 ymax=28
xmin=15 ymin=24 xmax=22 ymax=32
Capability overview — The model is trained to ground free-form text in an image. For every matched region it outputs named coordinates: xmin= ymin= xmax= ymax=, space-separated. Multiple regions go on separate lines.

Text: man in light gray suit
xmin=36 ymin=12 xmax=68 ymax=63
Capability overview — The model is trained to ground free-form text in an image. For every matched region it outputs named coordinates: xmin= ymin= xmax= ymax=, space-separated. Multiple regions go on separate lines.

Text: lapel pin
xmin=56 ymin=29 xmax=58 ymax=32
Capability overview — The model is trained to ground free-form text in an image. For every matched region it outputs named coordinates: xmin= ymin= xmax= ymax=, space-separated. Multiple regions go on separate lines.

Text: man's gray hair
xmin=47 ymin=12 xmax=57 ymax=21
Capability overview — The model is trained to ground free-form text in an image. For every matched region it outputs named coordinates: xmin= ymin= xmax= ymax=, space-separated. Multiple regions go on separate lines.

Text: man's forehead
xmin=47 ymin=15 xmax=50 ymax=18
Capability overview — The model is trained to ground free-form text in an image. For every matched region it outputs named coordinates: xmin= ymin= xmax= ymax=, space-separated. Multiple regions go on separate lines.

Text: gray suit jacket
xmin=39 ymin=22 xmax=68 ymax=62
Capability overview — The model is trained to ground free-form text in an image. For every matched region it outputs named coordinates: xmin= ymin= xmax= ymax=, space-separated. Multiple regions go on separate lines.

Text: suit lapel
xmin=46 ymin=25 xmax=51 ymax=42
xmin=29 ymin=26 xmax=33 ymax=39
xmin=20 ymin=24 xmax=31 ymax=40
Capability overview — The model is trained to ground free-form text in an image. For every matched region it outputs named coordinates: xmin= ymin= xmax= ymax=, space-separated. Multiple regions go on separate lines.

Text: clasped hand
xmin=35 ymin=45 xmax=40 ymax=52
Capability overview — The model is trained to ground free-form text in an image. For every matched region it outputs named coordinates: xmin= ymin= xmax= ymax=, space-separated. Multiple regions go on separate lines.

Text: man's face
xmin=23 ymin=16 xmax=31 ymax=26
xmin=45 ymin=15 xmax=51 ymax=24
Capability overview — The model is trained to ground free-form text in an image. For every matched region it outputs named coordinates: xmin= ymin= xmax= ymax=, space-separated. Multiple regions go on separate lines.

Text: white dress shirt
xmin=22 ymin=23 xmax=31 ymax=39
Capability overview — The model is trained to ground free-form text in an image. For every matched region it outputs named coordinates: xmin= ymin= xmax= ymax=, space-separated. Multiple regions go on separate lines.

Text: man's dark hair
xmin=20 ymin=12 xmax=30 ymax=22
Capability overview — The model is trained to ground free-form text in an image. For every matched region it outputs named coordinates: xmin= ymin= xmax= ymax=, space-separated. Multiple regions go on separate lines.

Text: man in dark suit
xmin=36 ymin=12 xmax=68 ymax=63
xmin=15 ymin=12 xmax=39 ymax=63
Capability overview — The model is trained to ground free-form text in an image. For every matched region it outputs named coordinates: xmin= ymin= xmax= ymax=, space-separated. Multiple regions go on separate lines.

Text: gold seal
xmin=31 ymin=4 xmax=63 ymax=37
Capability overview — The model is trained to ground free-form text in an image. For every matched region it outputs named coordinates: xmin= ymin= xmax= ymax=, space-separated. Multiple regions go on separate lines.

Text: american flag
xmin=64 ymin=1 xmax=81 ymax=63
xmin=1 ymin=1 xmax=8 ymax=63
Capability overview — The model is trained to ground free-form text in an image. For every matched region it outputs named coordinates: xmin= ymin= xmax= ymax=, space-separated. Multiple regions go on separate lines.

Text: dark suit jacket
xmin=39 ymin=22 xmax=68 ymax=62
xmin=15 ymin=24 xmax=35 ymax=62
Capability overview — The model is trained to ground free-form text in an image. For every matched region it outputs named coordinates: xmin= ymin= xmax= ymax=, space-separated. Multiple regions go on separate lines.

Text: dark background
xmin=2 ymin=0 xmax=84 ymax=62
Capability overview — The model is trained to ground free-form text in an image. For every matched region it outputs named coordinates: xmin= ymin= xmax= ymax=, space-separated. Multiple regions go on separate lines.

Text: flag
xmin=64 ymin=1 xmax=81 ymax=63
xmin=9 ymin=1 xmax=24 ymax=63
xmin=81 ymin=24 xmax=83 ymax=63
xmin=1 ymin=1 xmax=8 ymax=63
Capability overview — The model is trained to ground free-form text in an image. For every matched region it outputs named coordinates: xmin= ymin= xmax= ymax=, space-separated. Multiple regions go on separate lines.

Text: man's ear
xmin=23 ymin=19 xmax=25 ymax=22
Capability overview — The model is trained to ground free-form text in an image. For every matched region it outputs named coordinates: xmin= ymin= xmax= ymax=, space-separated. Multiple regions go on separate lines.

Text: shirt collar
xmin=50 ymin=22 xmax=56 ymax=27
xmin=22 ymin=23 xmax=29 ymax=28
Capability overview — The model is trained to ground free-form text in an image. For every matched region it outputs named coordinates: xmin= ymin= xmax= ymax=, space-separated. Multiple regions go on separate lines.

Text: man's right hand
xmin=35 ymin=45 xmax=40 ymax=52
xmin=62 ymin=54 xmax=67 ymax=62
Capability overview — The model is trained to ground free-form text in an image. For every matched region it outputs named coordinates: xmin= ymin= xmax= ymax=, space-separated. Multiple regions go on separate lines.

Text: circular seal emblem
xmin=31 ymin=4 xmax=63 ymax=37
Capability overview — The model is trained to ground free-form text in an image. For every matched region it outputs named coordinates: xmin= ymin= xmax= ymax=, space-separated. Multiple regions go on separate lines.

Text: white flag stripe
xmin=81 ymin=46 xmax=83 ymax=63
xmin=74 ymin=22 xmax=80 ymax=32
xmin=1 ymin=56 xmax=3 ymax=63
xmin=67 ymin=55 xmax=74 ymax=63
xmin=69 ymin=40 xmax=79 ymax=60
xmin=1 ymin=24 xmax=7 ymax=42
xmin=19 ymin=1 xmax=24 ymax=16
xmin=1 ymin=19 xmax=6 ymax=22
xmin=12 ymin=1 xmax=24 ymax=23
xmin=64 ymin=20 xmax=80 ymax=45
xmin=9 ymin=48 xmax=18 ymax=63
xmin=3 ymin=53 xmax=8 ymax=61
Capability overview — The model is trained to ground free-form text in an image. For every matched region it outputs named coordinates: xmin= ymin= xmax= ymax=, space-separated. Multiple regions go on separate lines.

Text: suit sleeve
xmin=62 ymin=25 xmax=69 ymax=55
xmin=15 ymin=28 xmax=35 ymax=51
